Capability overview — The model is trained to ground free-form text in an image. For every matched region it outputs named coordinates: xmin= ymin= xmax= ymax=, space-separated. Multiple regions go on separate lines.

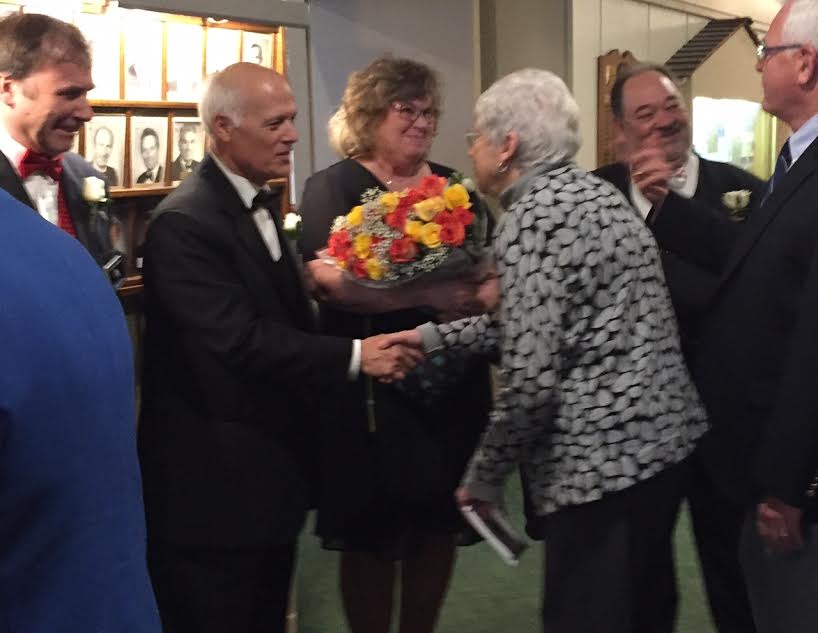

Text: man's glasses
xmin=756 ymin=43 xmax=803 ymax=61
xmin=392 ymin=102 xmax=438 ymax=124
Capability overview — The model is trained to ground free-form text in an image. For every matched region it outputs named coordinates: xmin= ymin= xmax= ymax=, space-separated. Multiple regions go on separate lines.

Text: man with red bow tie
xmin=0 ymin=12 xmax=114 ymax=265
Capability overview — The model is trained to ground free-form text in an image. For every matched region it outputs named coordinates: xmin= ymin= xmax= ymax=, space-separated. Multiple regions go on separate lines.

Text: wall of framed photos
xmin=0 ymin=1 xmax=288 ymax=276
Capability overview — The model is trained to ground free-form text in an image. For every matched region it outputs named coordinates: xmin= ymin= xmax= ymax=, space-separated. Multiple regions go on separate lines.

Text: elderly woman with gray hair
xmin=396 ymin=68 xmax=708 ymax=633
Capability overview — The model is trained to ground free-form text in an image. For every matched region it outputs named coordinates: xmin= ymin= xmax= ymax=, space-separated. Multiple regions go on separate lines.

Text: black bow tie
xmin=252 ymin=187 xmax=278 ymax=212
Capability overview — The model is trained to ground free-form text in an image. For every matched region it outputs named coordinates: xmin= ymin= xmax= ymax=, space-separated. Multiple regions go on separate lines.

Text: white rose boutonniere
xmin=82 ymin=176 xmax=111 ymax=228
xmin=722 ymin=189 xmax=752 ymax=220
xmin=283 ymin=212 xmax=302 ymax=239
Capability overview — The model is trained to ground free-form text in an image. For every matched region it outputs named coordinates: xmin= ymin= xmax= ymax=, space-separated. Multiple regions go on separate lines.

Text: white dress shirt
xmin=630 ymin=152 xmax=700 ymax=219
xmin=0 ymin=128 xmax=60 ymax=225
xmin=210 ymin=154 xmax=361 ymax=378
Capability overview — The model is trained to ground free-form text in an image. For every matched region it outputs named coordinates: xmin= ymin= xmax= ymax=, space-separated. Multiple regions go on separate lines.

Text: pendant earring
xmin=497 ymin=161 xmax=508 ymax=174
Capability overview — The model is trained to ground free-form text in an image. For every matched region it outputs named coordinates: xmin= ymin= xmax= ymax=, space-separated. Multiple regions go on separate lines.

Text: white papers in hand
xmin=460 ymin=504 xmax=529 ymax=566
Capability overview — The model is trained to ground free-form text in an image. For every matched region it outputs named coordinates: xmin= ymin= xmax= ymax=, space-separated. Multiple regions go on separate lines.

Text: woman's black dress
xmin=299 ymin=159 xmax=492 ymax=557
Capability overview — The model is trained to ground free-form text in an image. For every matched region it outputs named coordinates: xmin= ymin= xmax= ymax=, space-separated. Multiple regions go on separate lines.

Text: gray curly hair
xmin=474 ymin=68 xmax=581 ymax=171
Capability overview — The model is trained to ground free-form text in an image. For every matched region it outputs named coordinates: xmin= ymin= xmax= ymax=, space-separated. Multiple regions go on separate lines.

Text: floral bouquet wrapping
xmin=320 ymin=174 xmax=487 ymax=287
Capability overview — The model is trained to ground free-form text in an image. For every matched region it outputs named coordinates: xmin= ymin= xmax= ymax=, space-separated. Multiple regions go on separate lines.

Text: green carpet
xmin=295 ymin=479 xmax=717 ymax=633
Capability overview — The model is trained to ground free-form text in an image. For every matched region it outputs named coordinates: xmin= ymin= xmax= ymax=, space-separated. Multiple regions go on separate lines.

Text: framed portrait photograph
xmin=84 ymin=115 xmax=126 ymax=189
xmin=205 ymin=26 xmax=240 ymax=76
xmin=130 ymin=116 xmax=168 ymax=187
xmin=242 ymin=31 xmax=273 ymax=68
xmin=166 ymin=22 xmax=204 ymax=102
xmin=123 ymin=16 xmax=163 ymax=101
xmin=170 ymin=117 xmax=205 ymax=184
xmin=75 ymin=12 xmax=121 ymax=100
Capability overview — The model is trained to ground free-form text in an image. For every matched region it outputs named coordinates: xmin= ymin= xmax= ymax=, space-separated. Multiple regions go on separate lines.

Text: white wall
xmin=308 ymin=0 xmax=479 ymax=183
xmin=570 ymin=0 xmax=713 ymax=168
xmin=480 ymin=0 xmax=568 ymax=89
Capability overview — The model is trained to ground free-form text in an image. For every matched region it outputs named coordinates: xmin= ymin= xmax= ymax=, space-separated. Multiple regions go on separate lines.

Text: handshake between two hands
xmin=359 ymin=329 xmax=425 ymax=383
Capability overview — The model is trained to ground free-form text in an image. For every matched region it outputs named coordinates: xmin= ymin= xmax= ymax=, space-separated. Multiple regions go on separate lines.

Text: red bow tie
xmin=18 ymin=149 xmax=63 ymax=181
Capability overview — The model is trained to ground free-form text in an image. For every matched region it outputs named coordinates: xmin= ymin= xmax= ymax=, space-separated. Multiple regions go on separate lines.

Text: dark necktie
xmin=17 ymin=149 xmax=76 ymax=237
xmin=761 ymin=140 xmax=792 ymax=207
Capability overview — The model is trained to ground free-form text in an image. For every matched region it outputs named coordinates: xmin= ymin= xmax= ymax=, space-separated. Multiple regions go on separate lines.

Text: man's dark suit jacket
xmin=171 ymin=156 xmax=200 ymax=181
xmin=0 ymin=150 xmax=114 ymax=264
xmin=137 ymin=165 xmax=163 ymax=184
xmin=647 ymin=140 xmax=818 ymax=519
xmin=138 ymin=154 xmax=353 ymax=548
xmin=594 ymin=157 xmax=764 ymax=363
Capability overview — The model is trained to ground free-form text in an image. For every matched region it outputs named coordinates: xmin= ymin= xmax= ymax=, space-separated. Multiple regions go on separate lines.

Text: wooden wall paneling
xmin=124 ymin=109 xmax=132 ymax=189
xmin=597 ymin=49 xmax=639 ymax=167
xmin=119 ymin=28 xmax=125 ymax=100
xmin=165 ymin=111 xmax=174 ymax=186
xmin=201 ymin=24 xmax=208 ymax=78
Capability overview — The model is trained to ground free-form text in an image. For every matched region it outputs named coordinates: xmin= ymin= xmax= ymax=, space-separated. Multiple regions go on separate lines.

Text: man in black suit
xmin=594 ymin=64 xmax=764 ymax=633
xmin=136 ymin=127 xmax=163 ymax=184
xmin=139 ymin=62 xmax=422 ymax=633
xmin=628 ymin=4 xmax=818 ymax=628
xmin=170 ymin=122 xmax=200 ymax=182
xmin=0 ymin=13 xmax=114 ymax=265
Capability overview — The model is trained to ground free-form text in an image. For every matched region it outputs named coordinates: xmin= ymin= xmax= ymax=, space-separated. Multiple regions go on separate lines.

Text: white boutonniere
xmin=722 ymin=189 xmax=752 ymax=219
xmin=82 ymin=176 xmax=111 ymax=228
xmin=283 ymin=212 xmax=302 ymax=239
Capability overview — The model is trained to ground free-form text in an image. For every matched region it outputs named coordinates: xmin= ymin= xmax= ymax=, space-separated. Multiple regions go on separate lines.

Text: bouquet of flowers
xmin=321 ymin=173 xmax=487 ymax=286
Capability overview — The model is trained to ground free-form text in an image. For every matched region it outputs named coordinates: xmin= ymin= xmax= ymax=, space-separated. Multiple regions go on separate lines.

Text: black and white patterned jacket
xmin=419 ymin=163 xmax=708 ymax=516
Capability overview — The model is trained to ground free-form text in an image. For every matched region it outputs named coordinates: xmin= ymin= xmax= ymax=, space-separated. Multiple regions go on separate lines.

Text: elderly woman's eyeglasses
xmin=465 ymin=131 xmax=480 ymax=148
xmin=756 ymin=43 xmax=803 ymax=61
xmin=392 ymin=102 xmax=438 ymax=124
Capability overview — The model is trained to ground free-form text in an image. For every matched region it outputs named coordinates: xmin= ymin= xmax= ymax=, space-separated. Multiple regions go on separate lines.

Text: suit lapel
xmin=200 ymin=157 xmax=313 ymax=327
xmin=60 ymin=156 xmax=92 ymax=252
xmin=718 ymin=137 xmax=818 ymax=287
xmin=0 ymin=151 xmax=35 ymax=209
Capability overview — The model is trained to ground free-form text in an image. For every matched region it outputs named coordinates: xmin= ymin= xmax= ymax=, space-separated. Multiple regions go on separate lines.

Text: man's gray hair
xmin=783 ymin=0 xmax=818 ymax=50
xmin=198 ymin=70 xmax=244 ymax=135
xmin=474 ymin=68 xmax=581 ymax=171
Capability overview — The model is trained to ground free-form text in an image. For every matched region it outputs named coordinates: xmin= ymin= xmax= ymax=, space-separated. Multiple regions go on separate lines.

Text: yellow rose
xmin=354 ymin=234 xmax=373 ymax=259
xmin=347 ymin=205 xmax=364 ymax=226
xmin=365 ymin=257 xmax=385 ymax=280
xmin=405 ymin=220 xmax=425 ymax=242
xmin=443 ymin=183 xmax=472 ymax=210
xmin=413 ymin=196 xmax=445 ymax=221
xmin=379 ymin=192 xmax=400 ymax=213
xmin=420 ymin=222 xmax=442 ymax=248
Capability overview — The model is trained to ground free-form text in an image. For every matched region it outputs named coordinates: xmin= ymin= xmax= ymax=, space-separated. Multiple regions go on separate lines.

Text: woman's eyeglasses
xmin=465 ymin=131 xmax=480 ymax=148
xmin=392 ymin=102 xmax=438 ymax=124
